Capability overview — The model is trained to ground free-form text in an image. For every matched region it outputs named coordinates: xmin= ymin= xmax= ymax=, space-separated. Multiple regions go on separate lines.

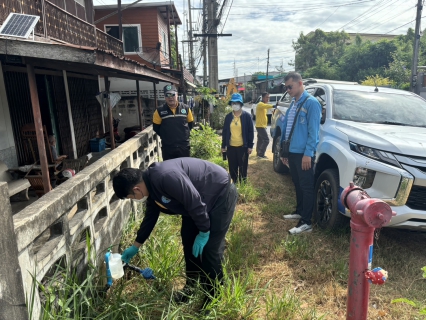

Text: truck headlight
xmin=353 ymin=167 xmax=376 ymax=189
xmin=349 ymin=142 xmax=401 ymax=168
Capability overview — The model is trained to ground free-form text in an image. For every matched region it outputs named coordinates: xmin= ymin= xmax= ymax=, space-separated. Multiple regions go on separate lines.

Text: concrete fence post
xmin=0 ymin=182 xmax=28 ymax=320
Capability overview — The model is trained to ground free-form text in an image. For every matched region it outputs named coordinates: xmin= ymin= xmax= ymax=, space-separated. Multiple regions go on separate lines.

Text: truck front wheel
xmin=272 ymin=136 xmax=289 ymax=174
xmin=314 ymin=169 xmax=348 ymax=230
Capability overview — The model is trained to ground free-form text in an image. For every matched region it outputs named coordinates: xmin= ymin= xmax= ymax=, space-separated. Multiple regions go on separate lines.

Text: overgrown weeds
xmin=30 ymin=150 xmax=426 ymax=319
xmin=189 ymin=124 xmax=221 ymax=159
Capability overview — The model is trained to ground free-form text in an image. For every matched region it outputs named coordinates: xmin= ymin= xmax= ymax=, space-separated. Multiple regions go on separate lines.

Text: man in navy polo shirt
xmin=153 ymin=85 xmax=194 ymax=160
xmin=113 ymin=157 xmax=238 ymax=307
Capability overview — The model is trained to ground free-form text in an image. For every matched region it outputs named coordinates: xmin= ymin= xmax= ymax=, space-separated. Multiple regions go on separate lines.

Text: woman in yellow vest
xmin=221 ymin=94 xmax=254 ymax=183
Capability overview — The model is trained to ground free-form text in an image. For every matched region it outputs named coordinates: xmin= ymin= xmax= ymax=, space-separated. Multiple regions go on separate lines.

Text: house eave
xmin=0 ymin=38 xmax=179 ymax=84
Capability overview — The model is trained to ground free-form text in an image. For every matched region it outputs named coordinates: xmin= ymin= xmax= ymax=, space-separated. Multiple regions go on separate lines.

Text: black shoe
xmin=172 ymin=285 xmax=194 ymax=304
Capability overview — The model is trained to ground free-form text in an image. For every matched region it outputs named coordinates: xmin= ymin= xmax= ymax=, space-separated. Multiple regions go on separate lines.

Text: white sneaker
xmin=288 ymin=222 xmax=312 ymax=235
xmin=283 ymin=213 xmax=302 ymax=219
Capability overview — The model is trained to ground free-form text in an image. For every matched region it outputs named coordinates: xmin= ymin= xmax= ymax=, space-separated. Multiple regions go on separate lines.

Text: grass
xmin=31 ymin=150 xmax=426 ymax=319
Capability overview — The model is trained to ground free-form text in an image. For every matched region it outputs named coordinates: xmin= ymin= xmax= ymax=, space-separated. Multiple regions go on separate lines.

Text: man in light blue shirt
xmin=280 ymin=72 xmax=321 ymax=234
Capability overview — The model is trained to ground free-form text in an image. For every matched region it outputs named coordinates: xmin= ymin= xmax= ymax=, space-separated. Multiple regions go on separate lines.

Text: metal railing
xmin=0 ymin=0 xmax=124 ymax=56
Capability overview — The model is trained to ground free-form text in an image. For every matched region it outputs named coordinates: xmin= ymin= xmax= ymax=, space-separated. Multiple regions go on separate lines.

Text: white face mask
xmin=131 ymin=188 xmax=147 ymax=202
xmin=133 ymin=196 xmax=148 ymax=202
xmin=232 ymin=103 xmax=241 ymax=111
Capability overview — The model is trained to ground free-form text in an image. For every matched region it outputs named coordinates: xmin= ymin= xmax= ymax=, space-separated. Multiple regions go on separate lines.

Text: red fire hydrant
xmin=340 ymin=182 xmax=396 ymax=320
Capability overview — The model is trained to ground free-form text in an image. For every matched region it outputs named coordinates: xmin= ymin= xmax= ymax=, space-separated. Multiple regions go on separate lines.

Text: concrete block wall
xmin=0 ymin=127 xmax=161 ymax=320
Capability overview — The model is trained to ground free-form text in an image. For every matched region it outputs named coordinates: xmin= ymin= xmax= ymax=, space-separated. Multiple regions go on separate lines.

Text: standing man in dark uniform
xmin=113 ymin=158 xmax=238 ymax=307
xmin=153 ymin=85 xmax=194 ymax=160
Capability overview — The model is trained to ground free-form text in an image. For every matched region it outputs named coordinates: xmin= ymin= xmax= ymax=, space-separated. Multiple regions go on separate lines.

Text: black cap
xmin=163 ymin=84 xmax=177 ymax=95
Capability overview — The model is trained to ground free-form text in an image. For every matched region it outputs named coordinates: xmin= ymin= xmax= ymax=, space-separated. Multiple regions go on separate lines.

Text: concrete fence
xmin=0 ymin=127 xmax=161 ymax=320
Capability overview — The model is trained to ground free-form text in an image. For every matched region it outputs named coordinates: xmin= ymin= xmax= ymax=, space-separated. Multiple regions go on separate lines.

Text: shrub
xmin=209 ymin=156 xmax=229 ymax=170
xmin=190 ymin=124 xmax=221 ymax=160
xmin=361 ymin=74 xmax=394 ymax=87
xmin=210 ymin=98 xmax=232 ymax=130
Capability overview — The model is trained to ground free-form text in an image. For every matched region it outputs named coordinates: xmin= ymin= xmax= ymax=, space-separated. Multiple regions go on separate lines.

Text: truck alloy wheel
xmin=273 ymin=136 xmax=289 ymax=174
xmin=314 ymin=169 xmax=348 ymax=230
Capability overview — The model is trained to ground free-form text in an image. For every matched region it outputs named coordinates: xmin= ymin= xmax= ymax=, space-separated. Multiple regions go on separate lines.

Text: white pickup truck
xmin=270 ymin=83 xmax=426 ymax=231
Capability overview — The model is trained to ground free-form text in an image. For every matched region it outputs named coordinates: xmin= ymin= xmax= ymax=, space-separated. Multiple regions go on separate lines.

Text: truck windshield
xmin=333 ymin=90 xmax=426 ymax=127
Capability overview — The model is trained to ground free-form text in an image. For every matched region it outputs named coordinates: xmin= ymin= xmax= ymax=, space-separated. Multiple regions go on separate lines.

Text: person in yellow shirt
xmin=153 ymin=85 xmax=194 ymax=160
xmin=255 ymin=92 xmax=273 ymax=159
xmin=221 ymin=94 xmax=254 ymax=183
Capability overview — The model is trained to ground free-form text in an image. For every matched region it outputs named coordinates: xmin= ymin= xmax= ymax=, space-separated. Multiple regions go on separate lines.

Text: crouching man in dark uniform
xmin=113 ymin=157 xmax=238 ymax=306
xmin=153 ymin=85 xmax=194 ymax=160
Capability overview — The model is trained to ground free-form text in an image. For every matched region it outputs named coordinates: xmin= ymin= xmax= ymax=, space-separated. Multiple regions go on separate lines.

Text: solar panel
xmin=0 ymin=13 xmax=40 ymax=39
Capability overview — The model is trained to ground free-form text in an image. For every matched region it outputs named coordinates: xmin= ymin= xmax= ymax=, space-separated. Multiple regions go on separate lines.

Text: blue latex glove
xmin=141 ymin=268 xmax=156 ymax=280
xmin=192 ymin=231 xmax=210 ymax=258
xmin=121 ymin=245 xmax=139 ymax=264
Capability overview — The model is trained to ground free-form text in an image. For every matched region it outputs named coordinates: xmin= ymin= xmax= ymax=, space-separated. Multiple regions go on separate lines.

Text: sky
xmin=94 ymin=0 xmax=420 ymax=80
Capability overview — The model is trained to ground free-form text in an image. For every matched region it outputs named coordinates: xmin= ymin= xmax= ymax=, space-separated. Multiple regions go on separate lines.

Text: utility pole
xmin=186 ymin=16 xmax=190 ymax=68
xmin=118 ymin=0 xmax=122 ymax=40
xmin=208 ymin=0 xmax=218 ymax=91
xmin=203 ymin=0 xmax=207 ymax=86
xmin=244 ymin=72 xmax=246 ymax=101
xmin=188 ymin=0 xmax=195 ymax=77
xmin=266 ymin=49 xmax=270 ymax=90
xmin=411 ymin=0 xmax=423 ymax=93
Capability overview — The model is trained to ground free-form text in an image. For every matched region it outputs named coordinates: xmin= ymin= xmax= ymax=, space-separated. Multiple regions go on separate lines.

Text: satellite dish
xmin=137 ymin=47 xmax=161 ymax=67
xmin=137 ymin=43 xmax=170 ymax=68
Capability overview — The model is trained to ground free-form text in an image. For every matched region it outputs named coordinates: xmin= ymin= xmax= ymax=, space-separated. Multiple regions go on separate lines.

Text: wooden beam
xmin=174 ymin=21 xmax=179 ymax=69
xmin=0 ymin=39 xmax=96 ymax=64
xmin=2 ymin=65 xmax=98 ymax=80
xmin=62 ymin=70 xmax=78 ymax=159
xmin=153 ymin=82 xmax=158 ymax=109
xmin=179 ymin=54 xmax=187 ymax=104
xmin=104 ymin=77 xmax=115 ymax=150
xmin=26 ymin=64 xmax=51 ymax=194
xmin=136 ymin=80 xmax=144 ymax=130
xmin=0 ymin=39 xmax=180 ymax=83
xmin=98 ymin=75 xmax=106 ymax=133
xmin=167 ymin=7 xmax=172 ymax=67
xmin=118 ymin=0 xmax=123 ymax=41
xmin=24 ymin=56 xmax=175 ymax=83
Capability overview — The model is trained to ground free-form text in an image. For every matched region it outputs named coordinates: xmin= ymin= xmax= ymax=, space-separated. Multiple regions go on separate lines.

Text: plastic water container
xmin=109 ymin=253 xmax=124 ymax=279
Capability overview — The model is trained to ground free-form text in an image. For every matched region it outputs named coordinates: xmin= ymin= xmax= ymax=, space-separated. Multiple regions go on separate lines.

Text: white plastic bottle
xmin=109 ymin=253 xmax=124 ymax=279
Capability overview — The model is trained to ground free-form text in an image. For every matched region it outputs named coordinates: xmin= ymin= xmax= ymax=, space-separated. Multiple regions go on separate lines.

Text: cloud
xmin=94 ymin=0 xmax=417 ymax=79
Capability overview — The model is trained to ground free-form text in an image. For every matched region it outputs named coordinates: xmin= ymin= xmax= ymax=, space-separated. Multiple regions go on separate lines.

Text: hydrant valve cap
xmin=365 ymin=267 xmax=388 ymax=285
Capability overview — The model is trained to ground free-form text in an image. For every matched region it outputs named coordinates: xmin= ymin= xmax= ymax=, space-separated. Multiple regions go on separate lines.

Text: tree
xmin=292 ymin=29 xmax=350 ymax=73
xmin=251 ymin=71 xmax=266 ymax=81
xmin=338 ymin=39 xmax=398 ymax=82
xmin=303 ymin=56 xmax=339 ymax=80
xmin=385 ymin=51 xmax=411 ymax=88
xmin=170 ymin=26 xmax=178 ymax=69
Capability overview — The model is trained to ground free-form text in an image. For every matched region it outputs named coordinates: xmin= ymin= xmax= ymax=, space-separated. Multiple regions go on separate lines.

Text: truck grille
xmin=406 ymin=186 xmax=426 ymax=211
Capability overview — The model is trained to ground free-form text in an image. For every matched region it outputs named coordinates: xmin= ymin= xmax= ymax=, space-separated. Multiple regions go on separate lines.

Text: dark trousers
xmin=288 ymin=153 xmax=315 ymax=225
xmin=181 ymin=182 xmax=238 ymax=292
xmin=256 ymin=127 xmax=269 ymax=157
xmin=227 ymin=146 xmax=248 ymax=183
xmin=162 ymin=145 xmax=190 ymax=160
